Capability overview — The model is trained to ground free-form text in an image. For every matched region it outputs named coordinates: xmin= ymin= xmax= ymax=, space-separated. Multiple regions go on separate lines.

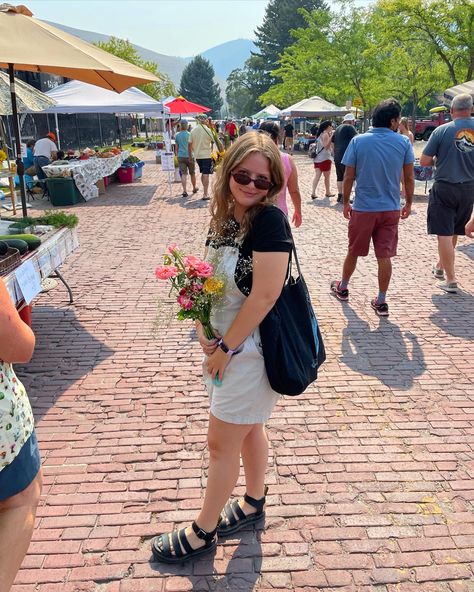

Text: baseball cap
xmin=47 ymin=131 xmax=57 ymax=141
xmin=343 ymin=113 xmax=355 ymax=122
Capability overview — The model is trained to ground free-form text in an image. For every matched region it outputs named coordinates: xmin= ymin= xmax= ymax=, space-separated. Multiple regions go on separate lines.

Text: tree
xmin=370 ymin=3 xmax=451 ymax=130
xmin=179 ymin=56 xmax=223 ymax=117
xmin=376 ymin=0 xmax=474 ymax=85
xmin=95 ymin=37 xmax=176 ymax=100
xmin=226 ymin=55 xmax=269 ymax=117
xmin=254 ymin=0 xmax=329 ymax=94
xmin=262 ymin=4 xmax=387 ymax=117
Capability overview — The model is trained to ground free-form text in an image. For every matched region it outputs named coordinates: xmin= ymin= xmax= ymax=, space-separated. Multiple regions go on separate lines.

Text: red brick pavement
xmin=12 ymin=150 xmax=474 ymax=592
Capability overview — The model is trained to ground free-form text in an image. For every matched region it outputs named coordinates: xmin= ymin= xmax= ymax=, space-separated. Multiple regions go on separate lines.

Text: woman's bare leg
xmin=157 ymin=414 xmax=252 ymax=553
xmin=312 ymin=169 xmax=322 ymax=196
xmin=0 ymin=470 xmax=42 ymax=592
xmin=324 ymin=170 xmax=332 ymax=195
xmin=240 ymin=423 xmax=269 ymax=514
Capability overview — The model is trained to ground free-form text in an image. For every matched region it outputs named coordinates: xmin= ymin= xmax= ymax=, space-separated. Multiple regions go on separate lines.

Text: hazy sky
xmin=28 ymin=0 xmax=369 ymax=57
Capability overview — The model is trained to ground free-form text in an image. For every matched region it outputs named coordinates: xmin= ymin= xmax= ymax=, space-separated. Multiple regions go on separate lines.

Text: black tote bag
xmin=259 ymin=240 xmax=326 ymax=396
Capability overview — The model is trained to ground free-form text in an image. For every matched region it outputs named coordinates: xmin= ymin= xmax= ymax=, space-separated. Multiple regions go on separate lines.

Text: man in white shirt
xmin=189 ymin=115 xmax=214 ymax=200
xmin=33 ymin=132 xmax=57 ymax=180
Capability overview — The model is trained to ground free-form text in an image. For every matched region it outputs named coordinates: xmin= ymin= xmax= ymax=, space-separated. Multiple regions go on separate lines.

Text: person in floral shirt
xmin=0 ymin=278 xmax=41 ymax=591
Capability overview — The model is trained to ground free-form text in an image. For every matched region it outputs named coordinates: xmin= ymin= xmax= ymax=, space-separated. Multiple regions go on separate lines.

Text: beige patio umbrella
xmin=0 ymin=3 xmax=160 ymax=216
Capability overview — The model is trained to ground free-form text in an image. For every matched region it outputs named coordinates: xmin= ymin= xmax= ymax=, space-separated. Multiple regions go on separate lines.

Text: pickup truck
xmin=414 ymin=110 xmax=451 ymax=141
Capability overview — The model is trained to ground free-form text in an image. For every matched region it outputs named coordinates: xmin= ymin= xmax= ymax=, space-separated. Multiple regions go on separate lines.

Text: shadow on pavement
xmin=16 ymin=305 xmax=114 ymax=422
xmin=430 ymin=292 xmax=474 ymax=339
xmin=75 ymin=184 xmax=160 ymax=207
xmin=147 ymin=528 xmax=262 ymax=590
xmin=457 ymin=242 xmax=474 ymax=261
xmin=340 ymin=303 xmax=426 ymax=389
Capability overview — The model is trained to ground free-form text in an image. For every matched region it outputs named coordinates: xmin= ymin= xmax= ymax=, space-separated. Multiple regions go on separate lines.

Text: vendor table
xmin=4 ymin=227 xmax=79 ymax=306
xmin=42 ymin=150 xmax=130 ymax=201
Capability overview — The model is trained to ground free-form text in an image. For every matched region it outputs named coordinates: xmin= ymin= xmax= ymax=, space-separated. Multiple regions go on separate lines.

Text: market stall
xmin=42 ymin=149 xmax=130 ymax=201
xmin=281 ymin=96 xmax=350 ymax=118
xmin=2 ymin=226 xmax=79 ymax=307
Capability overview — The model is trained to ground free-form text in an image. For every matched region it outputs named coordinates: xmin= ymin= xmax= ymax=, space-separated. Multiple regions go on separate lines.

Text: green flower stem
xmin=202 ymin=322 xmax=216 ymax=341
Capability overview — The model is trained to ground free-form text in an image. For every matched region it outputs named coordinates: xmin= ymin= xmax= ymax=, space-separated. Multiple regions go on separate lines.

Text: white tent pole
xmin=54 ymin=112 xmax=60 ymax=149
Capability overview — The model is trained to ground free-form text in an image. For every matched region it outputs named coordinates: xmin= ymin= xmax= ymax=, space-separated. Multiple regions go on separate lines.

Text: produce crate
xmin=134 ymin=161 xmax=145 ymax=179
xmin=117 ymin=166 xmax=135 ymax=183
xmin=46 ymin=177 xmax=84 ymax=206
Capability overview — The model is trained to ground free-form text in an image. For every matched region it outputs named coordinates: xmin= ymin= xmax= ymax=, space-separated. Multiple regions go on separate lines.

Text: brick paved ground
xmin=11 ymin=149 xmax=474 ymax=592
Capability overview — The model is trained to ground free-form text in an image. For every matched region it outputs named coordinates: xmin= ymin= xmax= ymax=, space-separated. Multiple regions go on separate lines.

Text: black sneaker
xmin=330 ymin=280 xmax=349 ymax=301
xmin=182 ymin=192 xmax=188 ymax=198
xmin=371 ymin=298 xmax=389 ymax=317
xmin=337 ymin=194 xmax=343 ymax=203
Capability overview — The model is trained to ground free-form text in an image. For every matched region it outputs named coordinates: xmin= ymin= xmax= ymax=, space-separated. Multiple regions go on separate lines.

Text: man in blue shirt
xmin=331 ymin=98 xmax=415 ymax=317
xmin=420 ymin=93 xmax=474 ymax=294
xmin=175 ymin=121 xmax=198 ymax=198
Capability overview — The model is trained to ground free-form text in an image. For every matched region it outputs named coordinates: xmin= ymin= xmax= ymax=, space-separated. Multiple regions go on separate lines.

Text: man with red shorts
xmin=331 ymin=98 xmax=415 ymax=316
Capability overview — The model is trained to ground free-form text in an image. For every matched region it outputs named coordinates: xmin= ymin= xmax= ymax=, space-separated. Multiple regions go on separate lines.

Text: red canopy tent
xmin=164 ymin=96 xmax=211 ymax=115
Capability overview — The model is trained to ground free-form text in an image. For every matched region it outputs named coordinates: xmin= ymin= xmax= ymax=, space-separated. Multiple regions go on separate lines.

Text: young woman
xmin=259 ymin=121 xmax=302 ymax=227
xmin=399 ymin=117 xmax=414 ymax=145
xmin=0 ymin=279 xmax=41 ymax=591
xmin=399 ymin=117 xmax=414 ymax=198
xmin=152 ymin=132 xmax=292 ymax=563
xmin=311 ymin=120 xmax=335 ymax=199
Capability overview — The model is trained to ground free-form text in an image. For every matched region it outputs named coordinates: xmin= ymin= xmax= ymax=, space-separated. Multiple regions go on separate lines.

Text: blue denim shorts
xmin=0 ymin=431 xmax=41 ymax=501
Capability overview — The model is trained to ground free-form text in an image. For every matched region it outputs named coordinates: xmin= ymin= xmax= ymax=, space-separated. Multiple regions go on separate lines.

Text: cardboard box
xmin=95 ymin=178 xmax=106 ymax=195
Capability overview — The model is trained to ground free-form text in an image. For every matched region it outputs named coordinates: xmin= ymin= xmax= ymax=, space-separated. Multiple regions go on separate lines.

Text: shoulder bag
xmin=259 ymin=232 xmax=326 ymax=396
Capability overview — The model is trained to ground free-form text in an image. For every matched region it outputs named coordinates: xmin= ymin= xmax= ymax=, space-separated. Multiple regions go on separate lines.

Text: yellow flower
xmin=0 ymin=150 xmax=7 ymax=163
xmin=203 ymin=277 xmax=224 ymax=295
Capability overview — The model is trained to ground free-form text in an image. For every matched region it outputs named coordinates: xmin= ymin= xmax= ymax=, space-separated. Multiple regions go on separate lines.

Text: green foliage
xmin=179 ymin=56 xmax=223 ymax=117
xmin=262 ymin=0 xmax=473 ymax=118
xmin=254 ymin=0 xmax=329 ymax=93
xmin=123 ymin=155 xmax=141 ymax=164
xmin=226 ymin=58 xmax=268 ymax=117
xmin=95 ymin=37 xmax=176 ymax=99
xmin=12 ymin=210 xmax=79 ymax=229
xmin=377 ymin=0 xmax=474 ymax=85
xmin=263 ymin=4 xmax=386 ymax=111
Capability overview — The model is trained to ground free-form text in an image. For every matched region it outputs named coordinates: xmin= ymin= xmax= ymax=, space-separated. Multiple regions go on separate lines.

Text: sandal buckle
xmin=195 ymin=527 xmax=208 ymax=539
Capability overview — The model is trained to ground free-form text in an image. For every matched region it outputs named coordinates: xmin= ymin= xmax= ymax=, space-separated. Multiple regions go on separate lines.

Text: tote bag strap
xmin=284 ymin=217 xmax=303 ymax=282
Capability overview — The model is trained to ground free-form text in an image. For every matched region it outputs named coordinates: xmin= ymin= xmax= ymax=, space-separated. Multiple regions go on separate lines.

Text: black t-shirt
xmin=310 ymin=124 xmax=319 ymax=136
xmin=207 ymin=205 xmax=293 ymax=296
xmin=284 ymin=124 xmax=294 ymax=138
xmin=332 ymin=123 xmax=357 ymax=162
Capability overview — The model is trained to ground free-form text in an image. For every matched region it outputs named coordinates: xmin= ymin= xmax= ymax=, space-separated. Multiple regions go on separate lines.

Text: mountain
xmin=196 ymin=39 xmax=256 ymax=80
xmin=46 ymin=21 xmax=255 ymax=88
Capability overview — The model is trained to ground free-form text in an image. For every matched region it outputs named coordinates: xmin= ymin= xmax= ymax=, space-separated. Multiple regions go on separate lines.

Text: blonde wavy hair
xmin=210 ymin=132 xmax=284 ymax=238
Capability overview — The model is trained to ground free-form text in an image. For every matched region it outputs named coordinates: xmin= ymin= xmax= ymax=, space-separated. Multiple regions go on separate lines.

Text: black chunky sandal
xmin=152 ymin=521 xmax=217 ymax=564
xmin=217 ymin=486 xmax=268 ymax=537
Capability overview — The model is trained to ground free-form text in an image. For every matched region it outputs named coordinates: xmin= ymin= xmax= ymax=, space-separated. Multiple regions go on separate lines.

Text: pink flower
xmin=194 ymin=261 xmax=214 ymax=278
xmin=168 ymin=243 xmax=179 ymax=254
xmin=183 ymin=255 xmax=202 ymax=267
xmin=155 ymin=265 xmax=178 ymax=280
xmin=177 ymin=294 xmax=194 ymax=310
xmin=191 ymin=283 xmax=203 ymax=292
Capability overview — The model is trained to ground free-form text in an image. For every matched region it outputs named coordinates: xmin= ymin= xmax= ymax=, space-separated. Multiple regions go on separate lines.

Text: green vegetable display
xmin=123 ymin=155 xmax=141 ymax=164
xmin=0 ymin=234 xmax=41 ymax=251
xmin=2 ymin=210 xmax=78 ymax=229
xmin=0 ymin=239 xmax=28 ymax=255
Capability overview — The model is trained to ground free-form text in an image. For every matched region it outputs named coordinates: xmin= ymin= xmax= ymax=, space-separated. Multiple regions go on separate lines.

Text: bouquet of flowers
xmin=155 ymin=245 xmax=224 ymax=340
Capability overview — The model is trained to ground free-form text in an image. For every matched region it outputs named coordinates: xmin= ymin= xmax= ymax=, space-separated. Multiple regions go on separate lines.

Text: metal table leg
xmin=50 ymin=269 xmax=73 ymax=304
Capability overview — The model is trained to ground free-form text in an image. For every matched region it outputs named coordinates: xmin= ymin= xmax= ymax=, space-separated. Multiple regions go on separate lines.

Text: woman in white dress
xmin=153 ymin=132 xmax=293 ymax=563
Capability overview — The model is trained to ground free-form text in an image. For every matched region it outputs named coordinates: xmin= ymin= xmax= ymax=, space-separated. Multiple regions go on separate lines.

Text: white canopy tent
xmin=252 ymin=104 xmax=281 ymax=119
xmin=43 ymin=80 xmax=167 ymax=114
xmin=281 ymin=96 xmax=349 ymax=118
xmin=443 ymin=80 xmax=474 ymax=107
xmin=41 ymin=80 xmax=169 ymax=148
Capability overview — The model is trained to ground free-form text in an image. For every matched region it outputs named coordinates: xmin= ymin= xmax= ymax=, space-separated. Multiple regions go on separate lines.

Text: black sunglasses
xmin=231 ymin=171 xmax=273 ymax=191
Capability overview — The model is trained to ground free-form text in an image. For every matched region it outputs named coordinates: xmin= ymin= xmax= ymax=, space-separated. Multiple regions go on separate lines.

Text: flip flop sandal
xmin=217 ymin=486 xmax=268 ymax=537
xmin=152 ymin=521 xmax=217 ymax=564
